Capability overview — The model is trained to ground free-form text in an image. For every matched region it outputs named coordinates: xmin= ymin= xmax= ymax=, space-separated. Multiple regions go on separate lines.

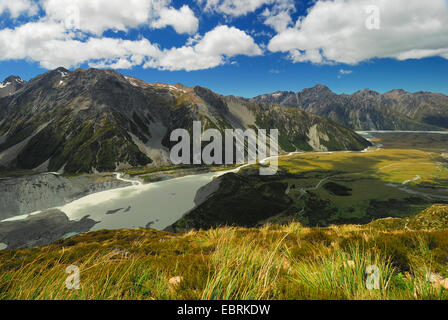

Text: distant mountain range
xmin=0 ymin=68 xmax=369 ymax=174
xmin=249 ymin=85 xmax=448 ymax=131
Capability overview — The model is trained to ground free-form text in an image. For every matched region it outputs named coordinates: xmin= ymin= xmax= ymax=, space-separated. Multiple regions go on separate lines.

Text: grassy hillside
xmin=1 ymin=204 xmax=448 ymax=300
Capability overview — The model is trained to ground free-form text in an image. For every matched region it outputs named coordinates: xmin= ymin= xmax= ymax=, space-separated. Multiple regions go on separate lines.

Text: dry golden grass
xmin=1 ymin=213 xmax=448 ymax=300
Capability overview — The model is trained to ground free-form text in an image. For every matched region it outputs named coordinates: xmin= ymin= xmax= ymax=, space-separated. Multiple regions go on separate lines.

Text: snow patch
xmin=0 ymin=82 xmax=11 ymax=89
xmin=125 ymin=76 xmax=140 ymax=87
xmin=169 ymin=85 xmax=186 ymax=93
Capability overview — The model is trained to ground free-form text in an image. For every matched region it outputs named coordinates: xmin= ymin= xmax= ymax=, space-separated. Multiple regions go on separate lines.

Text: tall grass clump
xmin=397 ymin=237 xmax=448 ymax=300
xmin=287 ymin=245 xmax=395 ymax=299
xmin=202 ymin=231 xmax=284 ymax=300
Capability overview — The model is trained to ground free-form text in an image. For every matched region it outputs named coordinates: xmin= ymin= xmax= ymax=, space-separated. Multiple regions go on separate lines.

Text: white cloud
xmin=0 ymin=0 xmax=38 ymax=18
xmin=0 ymin=21 xmax=66 ymax=62
xmin=152 ymin=5 xmax=199 ymax=34
xmin=152 ymin=46 xmax=223 ymax=71
xmin=41 ymin=0 xmax=198 ymax=35
xmin=198 ymin=0 xmax=296 ymax=25
xmin=0 ymin=0 xmax=264 ymax=71
xmin=0 ymin=20 xmax=162 ymax=69
xmin=155 ymin=25 xmax=263 ymax=71
xmin=0 ymin=0 xmax=244 ymax=71
xmin=263 ymin=10 xmax=293 ymax=32
xmin=268 ymin=0 xmax=448 ymax=64
xmin=199 ymin=0 xmax=270 ymax=17
xmin=339 ymin=69 xmax=352 ymax=75
xmin=261 ymin=0 xmax=295 ymax=32
xmin=0 ymin=18 xmax=260 ymax=71
xmin=195 ymin=25 xmax=262 ymax=56
xmin=338 ymin=69 xmax=352 ymax=78
xmin=289 ymin=49 xmax=324 ymax=64
xmin=199 ymin=0 xmax=296 ymax=33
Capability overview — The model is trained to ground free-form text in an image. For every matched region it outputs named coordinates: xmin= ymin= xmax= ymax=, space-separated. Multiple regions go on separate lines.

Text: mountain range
xmin=0 ymin=68 xmax=369 ymax=174
xmin=250 ymin=85 xmax=448 ymax=131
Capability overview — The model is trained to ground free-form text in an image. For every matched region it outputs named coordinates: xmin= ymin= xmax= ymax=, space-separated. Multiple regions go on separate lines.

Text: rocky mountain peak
xmin=298 ymin=85 xmax=336 ymax=99
xmin=0 ymin=75 xmax=26 ymax=97
xmin=311 ymin=84 xmax=331 ymax=92
xmin=385 ymin=89 xmax=408 ymax=95
xmin=3 ymin=75 xmax=25 ymax=84
xmin=300 ymin=84 xmax=334 ymax=96
xmin=55 ymin=67 xmax=69 ymax=73
xmin=353 ymin=88 xmax=380 ymax=97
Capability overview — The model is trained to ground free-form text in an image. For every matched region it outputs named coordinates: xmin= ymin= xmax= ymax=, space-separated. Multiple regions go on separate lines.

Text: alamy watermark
xmin=365 ymin=5 xmax=381 ymax=30
xmin=366 ymin=265 xmax=380 ymax=290
xmin=169 ymin=121 xmax=279 ymax=175
xmin=64 ymin=5 xmax=81 ymax=30
xmin=66 ymin=265 xmax=80 ymax=290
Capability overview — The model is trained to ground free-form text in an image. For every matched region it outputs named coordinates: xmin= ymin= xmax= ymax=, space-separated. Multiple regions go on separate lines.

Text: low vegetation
xmin=1 ymin=204 xmax=448 ymax=300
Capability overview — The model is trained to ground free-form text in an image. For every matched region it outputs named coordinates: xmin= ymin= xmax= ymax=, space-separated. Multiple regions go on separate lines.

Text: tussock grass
xmin=1 ymin=220 xmax=448 ymax=300
xmin=202 ymin=230 xmax=284 ymax=300
xmin=286 ymin=244 xmax=395 ymax=299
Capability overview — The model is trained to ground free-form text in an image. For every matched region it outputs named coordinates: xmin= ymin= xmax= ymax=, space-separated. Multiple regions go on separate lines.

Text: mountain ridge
xmin=0 ymin=68 xmax=370 ymax=174
xmin=249 ymin=85 xmax=448 ymax=131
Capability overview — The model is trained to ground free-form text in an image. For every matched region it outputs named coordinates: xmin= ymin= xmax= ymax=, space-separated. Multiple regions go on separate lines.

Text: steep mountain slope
xmin=0 ymin=76 xmax=26 ymax=98
xmin=0 ymin=68 xmax=370 ymax=174
xmin=250 ymin=85 xmax=448 ymax=131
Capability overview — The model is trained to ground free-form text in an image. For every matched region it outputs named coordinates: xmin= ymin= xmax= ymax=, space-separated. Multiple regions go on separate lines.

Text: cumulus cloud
xmin=0 ymin=14 xmax=260 ymax=71
xmin=151 ymin=5 xmax=199 ymax=34
xmin=154 ymin=25 xmax=263 ymax=71
xmin=0 ymin=0 xmax=264 ymax=71
xmin=199 ymin=0 xmax=296 ymax=33
xmin=198 ymin=0 xmax=296 ymax=28
xmin=41 ymin=0 xmax=199 ymax=35
xmin=263 ymin=10 xmax=293 ymax=32
xmin=0 ymin=20 xmax=162 ymax=69
xmin=261 ymin=0 xmax=295 ymax=32
xmin=268 ymin=0 xmax=448 ymax=64
xmin=3 ymin=0 xmax=445 ymax=72
xmin=0 ymin=0 xmax=38 ymax=18
xmin=199 ymin=0 xmax=270 ymax=17
xmin=195 ymin=25 xmax=262 ymax=56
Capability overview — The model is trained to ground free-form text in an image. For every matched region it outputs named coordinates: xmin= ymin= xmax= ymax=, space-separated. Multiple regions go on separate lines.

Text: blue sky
xmin=0 ymin=0 xmax=447 ymax=97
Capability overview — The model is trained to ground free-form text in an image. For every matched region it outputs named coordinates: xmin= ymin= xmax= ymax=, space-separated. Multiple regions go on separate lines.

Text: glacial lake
xmin=59 ymin=171 xmax=221 ymax=231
